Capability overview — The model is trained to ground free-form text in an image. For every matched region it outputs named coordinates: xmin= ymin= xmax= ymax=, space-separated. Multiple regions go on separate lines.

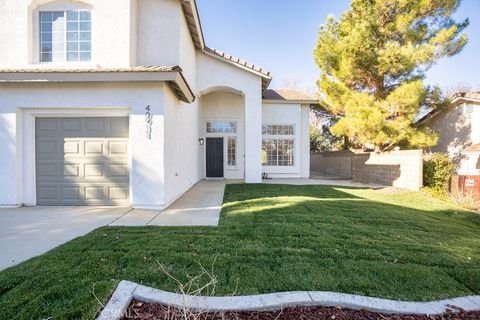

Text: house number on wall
xmin=145 ymin=105 xmax=153 ymax=140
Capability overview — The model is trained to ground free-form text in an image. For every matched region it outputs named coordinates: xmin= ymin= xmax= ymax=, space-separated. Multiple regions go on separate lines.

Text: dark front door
xmin=206 ymin=138 xmax=224 ymax=178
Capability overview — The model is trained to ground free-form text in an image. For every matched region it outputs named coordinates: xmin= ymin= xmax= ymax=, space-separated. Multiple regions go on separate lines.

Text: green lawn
xmin=1 ymin=184 xmax=479 ymax=319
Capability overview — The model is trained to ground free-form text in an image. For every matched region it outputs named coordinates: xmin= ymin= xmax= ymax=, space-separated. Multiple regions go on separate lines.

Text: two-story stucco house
xmin=420 ymin=92 xmax=480 ymax=175
xmin=0 ymin=0 xmax=315 ymax=208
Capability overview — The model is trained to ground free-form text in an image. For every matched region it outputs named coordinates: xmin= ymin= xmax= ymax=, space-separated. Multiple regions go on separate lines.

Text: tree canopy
xmin=315 ymin=0 xmax=468 ymax=151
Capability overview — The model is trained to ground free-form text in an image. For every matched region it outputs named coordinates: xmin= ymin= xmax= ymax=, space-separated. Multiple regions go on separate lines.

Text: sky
xmin=197 ymin=0 xmax=480 ymax=92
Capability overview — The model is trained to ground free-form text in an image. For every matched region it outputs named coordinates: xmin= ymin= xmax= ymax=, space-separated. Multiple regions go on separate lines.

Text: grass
xmin=0 ymin=184 xmax=479 ymax=319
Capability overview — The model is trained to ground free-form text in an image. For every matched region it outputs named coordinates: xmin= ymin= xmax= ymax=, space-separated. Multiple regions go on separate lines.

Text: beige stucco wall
xmin=427 ymin=102 xmax=480 ymax=174
xmin=0 ymin=0 xmax=137 ymax=68
xmin=163 ymin=88 xmax=202 ymax=206
xmin=0 ymin=0 xmax=191 ymax=71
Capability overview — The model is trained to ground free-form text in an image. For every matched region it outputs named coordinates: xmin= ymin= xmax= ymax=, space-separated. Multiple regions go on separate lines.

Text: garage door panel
xmin=108 ymin=141 xmax=128 ymax=155
xmin=36 ymin=118 xmax=58 ymax=135
xmin=61 ymin=118 xmax=82 ymax=132
xmin=84 ymin=164 xmax=105 ymax=178
xmin=37 ymin=163 xmax=58 ymax=179
xmin=36 ymin=139 xmax=59 ymax=160
xmin=110 ymin=118 xmax=129 ymax=137
xmin=61 ymin=187 xmax=82 ymax=201
xmin=84 ymin=141 xmax=105 ymax=155
xmin=85 ymin=118 xmax=106 ymax=133
xmin=36 ymin=117 xmax=130 ymax=206
xmin=108 ymin=163 xmax=129 ymax=178
xmin=64 ymin=140 xmax=81 ymax=155
xmin=85 ymin=186 xmax=105 ymax=201
xmin=62 ymin=164 xmax=81 ymax=178
xmin=37 ymin=186 xmax=58 ymax=202
xmin=108 ymin=186 xmax=129 ymax=200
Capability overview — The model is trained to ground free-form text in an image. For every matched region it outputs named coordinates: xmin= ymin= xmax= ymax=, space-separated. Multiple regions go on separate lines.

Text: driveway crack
xmin=108 ymin=207 xmax=135 ymax=226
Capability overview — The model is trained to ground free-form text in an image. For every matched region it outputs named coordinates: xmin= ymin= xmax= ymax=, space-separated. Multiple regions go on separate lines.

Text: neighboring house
xmin=0 ymin=0 xmax=316 ymax=208
xmin=420 ymin=92 xmax=480 ymax=175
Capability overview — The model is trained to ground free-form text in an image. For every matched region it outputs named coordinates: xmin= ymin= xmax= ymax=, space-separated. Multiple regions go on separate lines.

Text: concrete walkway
xmin=0 ymin=206 xmax=132 ymax=271
xmin=113 ymin=180 xmax=226 ymax=227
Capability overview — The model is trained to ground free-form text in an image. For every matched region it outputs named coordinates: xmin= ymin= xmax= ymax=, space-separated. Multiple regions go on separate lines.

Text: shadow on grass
xmin=0 ymin=184 xmax=479 ymax=320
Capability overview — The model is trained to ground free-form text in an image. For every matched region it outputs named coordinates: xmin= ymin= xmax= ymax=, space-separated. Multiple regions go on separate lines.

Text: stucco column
xmin=129 ymin=95 xmax=166 ymax=209
xmin=0 ymin=111 xmax=18 ymax=206
xmin=244 ymin=90 xmax=262 ymax=183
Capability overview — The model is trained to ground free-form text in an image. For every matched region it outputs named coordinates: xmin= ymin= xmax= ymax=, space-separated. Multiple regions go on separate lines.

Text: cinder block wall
xmin=310 ymin=151 xmax=353 ymax=178
xmin=311 ymin=150 xmax=423 ymax=191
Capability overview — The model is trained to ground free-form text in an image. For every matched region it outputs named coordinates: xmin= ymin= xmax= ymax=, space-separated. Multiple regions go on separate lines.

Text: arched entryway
xmin=199 ymin=87 xmax=245 ymax=180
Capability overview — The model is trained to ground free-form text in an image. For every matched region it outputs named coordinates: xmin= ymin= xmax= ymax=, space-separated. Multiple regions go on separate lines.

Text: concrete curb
xmin=97 ymin=280 xmax=480 ymax=320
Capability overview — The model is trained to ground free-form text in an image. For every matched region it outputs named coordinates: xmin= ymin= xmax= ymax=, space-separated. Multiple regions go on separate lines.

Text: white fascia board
xmin=0 ymin=71 xmax=195 ymax=103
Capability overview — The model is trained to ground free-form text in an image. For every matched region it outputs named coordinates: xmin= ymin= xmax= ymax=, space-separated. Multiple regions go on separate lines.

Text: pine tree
xmin=314 ymin=0 xmax=468 ymax=151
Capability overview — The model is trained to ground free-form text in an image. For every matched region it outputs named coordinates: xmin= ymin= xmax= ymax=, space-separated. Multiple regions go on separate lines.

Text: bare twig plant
xmin=157 ymin=256 xmax=230 ymax=320
xmin=156 ymin=257 xmax=284 ymax=320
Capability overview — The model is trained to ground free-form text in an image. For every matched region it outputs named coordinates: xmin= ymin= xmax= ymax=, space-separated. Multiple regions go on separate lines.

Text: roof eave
xmin=180 ymin=1 xmax=273 ymax=92
xmin=203 ymin=49 xmax=273 ymax=93
xmin=180 ymin=0 xmax=205 ymax=50
xmin=262 ymin=77 xmax=272 ymax=96
xmin=450 ymin=96 xmax=480 ymax=105
xmin=203 ymin=49 xmax=272 ymax=80
xmin=0 ymin=70 xmax=195 ymax=103
xmin=416 ymin=96 xmax=480 ymax=125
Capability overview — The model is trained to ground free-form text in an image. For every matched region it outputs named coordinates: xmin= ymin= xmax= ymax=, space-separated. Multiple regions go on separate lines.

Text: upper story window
xmin=40 ymin=10 xmax=91 ymax=63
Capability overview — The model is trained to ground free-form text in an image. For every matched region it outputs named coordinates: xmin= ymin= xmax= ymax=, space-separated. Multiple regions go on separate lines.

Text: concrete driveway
xmin=0 ymin=180 xmax=227 ymax=271
xmin=0 ymin=206 xmax=132 ymax=271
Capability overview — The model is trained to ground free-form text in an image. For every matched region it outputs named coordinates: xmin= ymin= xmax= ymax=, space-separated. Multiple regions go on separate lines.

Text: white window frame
xmin=39 ymin=9 xmax=92 ymax=63
xmin=206 ymin=120 xmax=237 ymax=134
xmin=227 ymin=137 xmax=237 ymax=167
xmin=262 ymin=123 xmax=296 ymax=167
xmin=32 ymin=2 xmax=93 ymax=65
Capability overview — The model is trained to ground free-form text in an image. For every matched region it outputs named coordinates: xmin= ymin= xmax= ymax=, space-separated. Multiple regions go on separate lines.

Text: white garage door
xmin=35 ymin=117 xmax=130 ymax=206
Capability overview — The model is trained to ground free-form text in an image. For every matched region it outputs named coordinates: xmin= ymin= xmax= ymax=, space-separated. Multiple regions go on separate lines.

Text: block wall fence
xmin=311 ymin=150 xmax=423 ymax=191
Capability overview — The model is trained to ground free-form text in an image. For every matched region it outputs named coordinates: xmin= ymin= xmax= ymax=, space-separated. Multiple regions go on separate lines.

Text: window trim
xmin=205 ymin=120 xmax=237 ymax=135
xmin=262 ymin=124 xmax=295 ymax=136
xmin=227 ymin=137 xmax=237 ymax=167
xmin=32 ymin=2 xmax=94 ymax=65
xmin=262 ymin=123 xmax=296 ymax=167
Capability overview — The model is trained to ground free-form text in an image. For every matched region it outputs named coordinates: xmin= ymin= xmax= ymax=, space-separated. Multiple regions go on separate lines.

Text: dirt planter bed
xmin=121 ymin=299 xmax=480 ymax=320
xmin=97 ymin=281 xmax=480 ymax=320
